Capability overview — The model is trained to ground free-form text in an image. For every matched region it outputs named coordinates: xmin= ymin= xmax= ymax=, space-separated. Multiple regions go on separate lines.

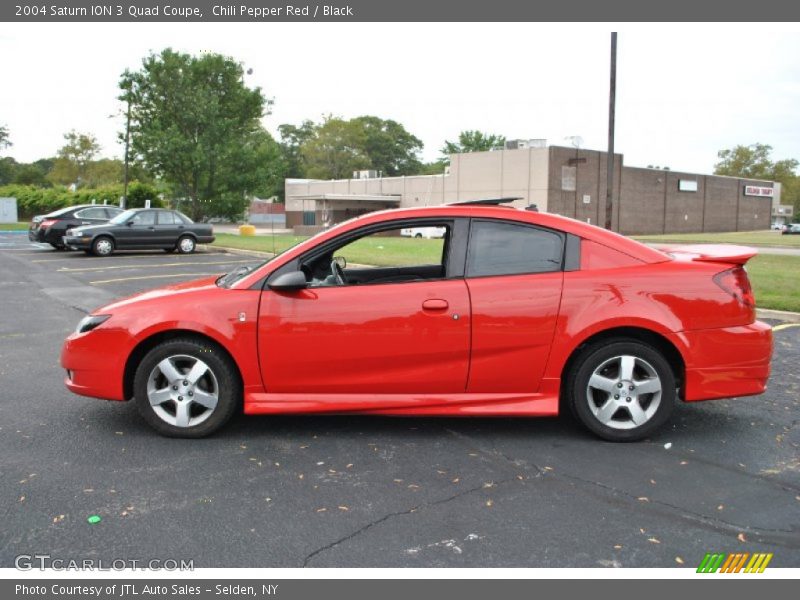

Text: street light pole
xmin=604 ymin=32 xmax=617 ymax=231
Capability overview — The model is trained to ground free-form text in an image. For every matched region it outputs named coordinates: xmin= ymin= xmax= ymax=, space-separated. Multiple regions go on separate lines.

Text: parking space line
xmin=772 ymin=323 xmax=800 ymax=332
xmin=29 ymin=251 xmax=225 ymax=262
xmin=90 ymin=272 xmax=220 ymax=285
xmin=57 ymin=259 xmax=253 ymax=273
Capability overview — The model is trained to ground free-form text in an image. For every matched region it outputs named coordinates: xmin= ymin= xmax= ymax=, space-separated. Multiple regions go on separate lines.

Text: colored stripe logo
xmin=696 ymin=552 xmax=773 ymax=573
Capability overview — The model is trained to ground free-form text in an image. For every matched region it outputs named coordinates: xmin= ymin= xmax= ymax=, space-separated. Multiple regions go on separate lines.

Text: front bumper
xmin=63 ymin=235 xmax=92 ymax=250
xmin=61 ymin=326 xmax=131 ymax=401
xmin=682 ymin=321 xmax=772 ymax=402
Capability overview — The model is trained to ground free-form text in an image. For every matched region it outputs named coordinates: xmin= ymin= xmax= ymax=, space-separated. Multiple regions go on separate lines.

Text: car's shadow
xmin=79 ymin=396 xmax=741 ymax=446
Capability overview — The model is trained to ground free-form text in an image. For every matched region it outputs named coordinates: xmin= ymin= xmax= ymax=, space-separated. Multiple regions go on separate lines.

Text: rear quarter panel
xmin=543 ymin=257 xmax=752 ymax=381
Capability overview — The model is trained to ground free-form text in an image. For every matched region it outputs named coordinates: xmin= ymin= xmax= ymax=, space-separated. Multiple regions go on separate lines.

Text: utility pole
xmin=604 ymin=32 xmax=617 ymax=231
xmin=122 ymin=97 xmax=131 ymax=209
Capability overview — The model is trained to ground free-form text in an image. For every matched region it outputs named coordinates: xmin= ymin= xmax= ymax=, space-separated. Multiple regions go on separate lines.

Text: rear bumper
xmin=682 ymin=321 xmax=772 ymax=402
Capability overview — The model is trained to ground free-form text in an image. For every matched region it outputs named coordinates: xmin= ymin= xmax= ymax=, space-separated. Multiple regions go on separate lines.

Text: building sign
xmin=744 ymin=185 xmax=774 ymax=197
xmin=582 ymin=194 xmax=591 ymax=204
xmin=678 ymin=179 xmax=698 ymax=192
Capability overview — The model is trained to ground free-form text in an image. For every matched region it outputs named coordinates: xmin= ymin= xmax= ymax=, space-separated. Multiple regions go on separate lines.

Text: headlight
xmin=75 ymin=314 xmax=111 ymax=334
xmin=66 ymin=229 xmax=76 ymax=236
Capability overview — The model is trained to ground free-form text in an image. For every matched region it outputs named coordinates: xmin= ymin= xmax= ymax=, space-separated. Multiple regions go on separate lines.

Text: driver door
xmin=257 ymin=220 xmax=471 ymax=396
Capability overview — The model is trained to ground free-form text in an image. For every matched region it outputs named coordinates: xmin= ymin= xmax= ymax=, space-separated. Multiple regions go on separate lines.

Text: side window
xmin=75 ymin=208 xmax=107 ymax=220
xmin=131 ymin=211 xmax=156 ymax=226
xmin=158 ymin=211 xmax=176 ymax=225
xmin=105 ymin=208 xmax=123 ymax=219
xmin=305 ymin=223 xmax=451 ymax=287
xmin=466 ymin=221 xmax=563 ymax=277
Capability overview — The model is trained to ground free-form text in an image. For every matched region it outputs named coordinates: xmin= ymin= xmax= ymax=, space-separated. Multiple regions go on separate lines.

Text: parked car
xmin=63 ymin=208 xmax=214 ymax=256
xmin=400 ymin=226 xmax=447 ymax=239
xmin=28 ymin=205 xmax=124 ymax=250
xmin=781 ymin=223 xmax=800 ymax=235
xmin=61 ymin=201 xmax=772 ymax=440
xmin=771 ymin=222 xmax=784 ymax=230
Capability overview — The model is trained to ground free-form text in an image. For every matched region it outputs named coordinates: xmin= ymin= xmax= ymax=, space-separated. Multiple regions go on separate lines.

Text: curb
xmin=212 ymin=245 xmax=276 ymax=259
xmin=756 ymin=308 xmax=800 ymax=323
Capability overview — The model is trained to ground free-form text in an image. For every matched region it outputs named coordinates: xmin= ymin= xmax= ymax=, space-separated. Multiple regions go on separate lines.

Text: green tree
xmin=418 ymin=161 xmax=447 ymax=175
xmin=0 ymin=157 xmax=16 ymax=184
xmin=350 ymin=116 xmax=422 ymax=176
xmin=84 ymin=158 xmax=124 ymax=187
xmin=301 ymin=117 xmax=369 ymax=180
xmin=47 ymin=131 xmax=101 ymax=187
xmin=440 ymin=130 xmax=506 ymax=160
xmin=122 ymin=48 xmax=276 ymax=220
xmin=278 ymin=120 xmax=316 ymax=180
xmin=714 ymin=143 xmax=799 ymax=219
xmin=0 ymin=124 xmax=11 ymax=152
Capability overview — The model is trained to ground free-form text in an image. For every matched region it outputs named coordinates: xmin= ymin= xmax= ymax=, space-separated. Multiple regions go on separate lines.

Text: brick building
xmin=284 ymin=142 xmax=780 ymax=235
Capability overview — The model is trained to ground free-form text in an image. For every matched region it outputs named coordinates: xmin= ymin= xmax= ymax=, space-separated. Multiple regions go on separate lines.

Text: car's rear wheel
xmin=566 ymin=339 xmax=676 ymax=442
xmin=49 ymin=242 xmax=66 ymax=250
xmin=133 ymin=338 xmax=240 ymax=438
xmin=92 ymin=236 xmax=114 ymax=257
xmin=177 ymin=236 xmax=196 ymax=254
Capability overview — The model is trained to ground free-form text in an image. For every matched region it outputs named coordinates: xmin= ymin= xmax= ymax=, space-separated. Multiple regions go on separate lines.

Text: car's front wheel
xmin=92 ymin=236 xmax=114 ymax=257
xmin=176 ymin=236 xmax=196 ymax=254
xmin=133 ymin=338 xmax=241 ymax=438
xmin=566 ymin=339 xmax=676 ymax=442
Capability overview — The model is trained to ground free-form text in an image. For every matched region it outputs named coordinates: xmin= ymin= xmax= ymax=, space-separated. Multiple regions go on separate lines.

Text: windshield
xmin=109 ymin=209 xmax=137 ymax=225
xmin=217 ymin=238 xmax=308 ymax=288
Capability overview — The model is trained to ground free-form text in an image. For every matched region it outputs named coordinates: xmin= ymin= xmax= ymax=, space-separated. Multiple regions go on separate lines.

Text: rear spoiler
xmin=656 ymin=244 xmax=759 ymax=266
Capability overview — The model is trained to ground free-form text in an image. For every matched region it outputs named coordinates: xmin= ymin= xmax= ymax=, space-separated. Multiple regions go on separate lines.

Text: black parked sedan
xmin=28 ymin=204 xmax=124 ymax=249
xmin=63 ymin=208 xmax=215 ymax=256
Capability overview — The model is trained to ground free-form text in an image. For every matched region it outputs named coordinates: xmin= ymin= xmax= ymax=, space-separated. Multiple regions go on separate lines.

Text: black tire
xmin=92 ymin=236 xmax=114 ymax=257
xmin=49 ymin=242 xmax=66 ymax=250
xmin=566 ymin=339 xmax=676 ymax=442
xmin=133 ymin=337 xmax=241 ymax=438
xmin=176 ymin=235 xmax=196 ymax=254
xmin=414 ymin=233 xmax=423 ymax=238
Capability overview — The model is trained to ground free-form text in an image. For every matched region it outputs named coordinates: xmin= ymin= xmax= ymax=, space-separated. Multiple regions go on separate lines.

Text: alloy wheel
xmin=585 ymin=354 xmax=662 ymax=430
xmin=146 ymin=354 xmax=219 ymax=428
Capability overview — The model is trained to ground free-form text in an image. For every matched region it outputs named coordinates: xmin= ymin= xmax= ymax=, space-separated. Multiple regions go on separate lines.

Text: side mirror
xmin=269 ymin=271 xmax=308 ymax=292
xmin=126 ymin=220 xmax=134 ymax=226
xmin=333 ymin=255 xmax=347 ymax=269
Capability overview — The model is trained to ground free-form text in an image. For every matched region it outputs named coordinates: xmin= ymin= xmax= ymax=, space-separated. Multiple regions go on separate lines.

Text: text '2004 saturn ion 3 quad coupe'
xmin=61 ymin=199 xmax=772 ymax=441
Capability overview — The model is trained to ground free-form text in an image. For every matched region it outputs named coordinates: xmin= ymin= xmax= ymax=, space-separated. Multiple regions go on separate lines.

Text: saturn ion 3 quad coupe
xmin=61 ymin=199 xmax=772 ymax=441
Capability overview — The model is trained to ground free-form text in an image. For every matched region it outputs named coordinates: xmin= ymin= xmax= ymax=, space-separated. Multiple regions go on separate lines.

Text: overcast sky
xmin=1 ymin=23 xmax=799 ymax=174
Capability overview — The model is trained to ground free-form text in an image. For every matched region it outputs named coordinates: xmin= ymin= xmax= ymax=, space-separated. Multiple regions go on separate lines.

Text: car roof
xmin=356 ymin=205 xmax=669 ymax=264
xmin=47 ymin=204 xmax=120 ymax=217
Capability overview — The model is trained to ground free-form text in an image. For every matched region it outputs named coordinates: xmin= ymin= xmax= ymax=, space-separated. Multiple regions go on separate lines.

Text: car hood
xmin=93 ymin=276 xmax=222 ymax=313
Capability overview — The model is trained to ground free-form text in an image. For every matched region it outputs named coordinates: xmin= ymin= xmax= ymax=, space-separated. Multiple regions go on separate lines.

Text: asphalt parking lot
xmin=1 ymin=230 xmax=799 ymax=568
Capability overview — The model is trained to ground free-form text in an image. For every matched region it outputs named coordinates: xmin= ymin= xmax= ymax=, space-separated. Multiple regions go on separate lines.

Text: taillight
xmin=713 ymin=266 xmax=755 ymax=307
xmin=39 ymin=219 xmax=57 ymax=228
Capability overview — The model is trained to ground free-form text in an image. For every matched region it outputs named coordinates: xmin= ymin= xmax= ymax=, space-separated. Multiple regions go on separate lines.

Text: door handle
xmin=422 ymin=299 xmax=449 ymax=311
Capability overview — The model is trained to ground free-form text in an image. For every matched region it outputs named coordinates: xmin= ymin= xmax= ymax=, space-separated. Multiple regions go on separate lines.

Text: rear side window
xmin=466 ymin=221 xmax=563 ymax=277
xmin=158 ymin=211 xmax=177 ymax=225
xmin=74 ymin=207 xmax=108 ymax=219
xmin=105 ymin=208 xmax=123 ymax=219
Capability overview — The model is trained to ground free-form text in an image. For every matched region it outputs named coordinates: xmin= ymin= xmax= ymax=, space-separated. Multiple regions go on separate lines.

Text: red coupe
xmin=61 ymin=201 xmax=772 ymax=441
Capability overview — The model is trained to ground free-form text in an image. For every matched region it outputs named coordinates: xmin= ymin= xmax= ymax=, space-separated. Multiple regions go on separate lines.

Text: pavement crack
xmin=442 ymin=426 xmax=547 ymax=478
xmin=301 ymin=478 xmax=513 ymax=567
